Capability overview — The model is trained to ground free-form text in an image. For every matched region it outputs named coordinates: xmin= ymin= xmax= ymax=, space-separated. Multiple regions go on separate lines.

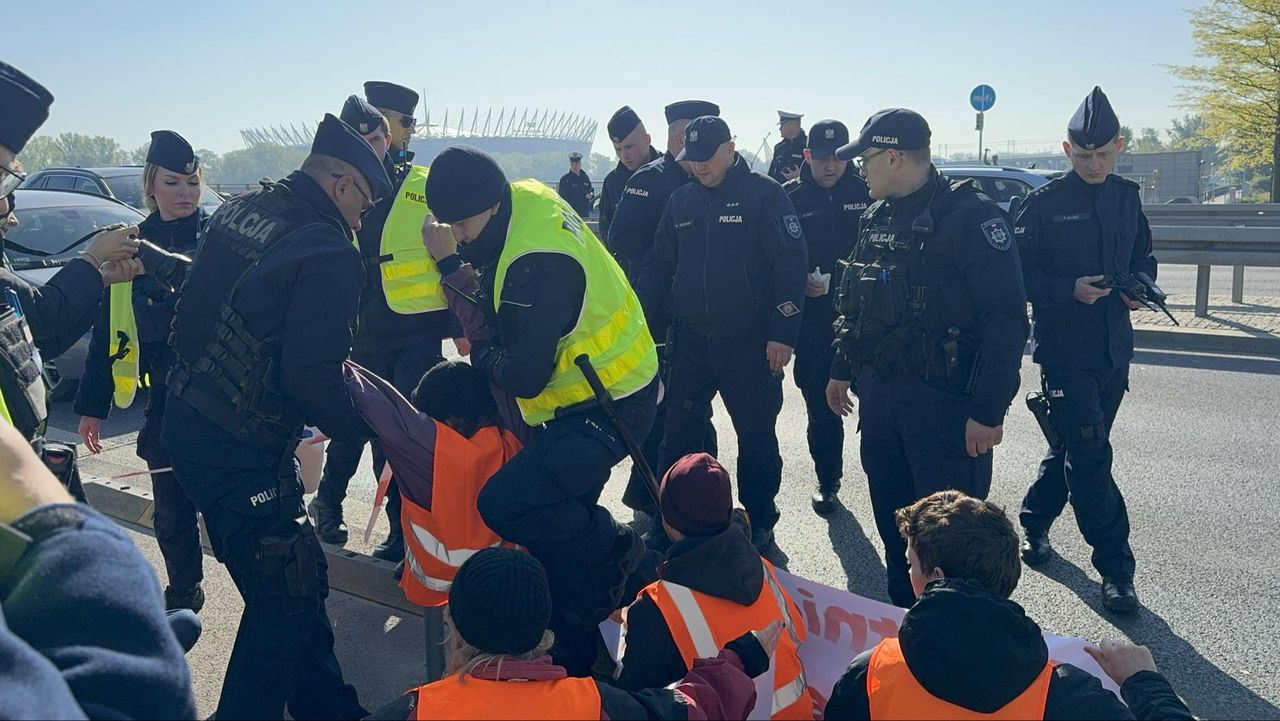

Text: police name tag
xmin=1051 ymin=212 xmax=1092 ymax=223
xmin=981 ymin=218 xmax=1013 ymax=251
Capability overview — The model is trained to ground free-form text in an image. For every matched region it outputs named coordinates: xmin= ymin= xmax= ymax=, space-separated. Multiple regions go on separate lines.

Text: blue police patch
xmin=784 ymin=214 xmax=802 ymax=240
xmin=981 ymin=217 xmax=1012 ymax=251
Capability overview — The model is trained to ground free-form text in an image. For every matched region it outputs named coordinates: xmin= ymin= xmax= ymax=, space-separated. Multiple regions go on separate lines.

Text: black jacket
xmin=608 ymin=152 xmax=693 ymax=280
xmin=769 ymin=132 xmax=808 ymax=184
xmin=637 ymin=155 xmax=808 ymax=346
xmin=600 ymin=146 xmax=661 ymax=246
xmin=784 ymin=164 xmax=871 ymax=279
xmin=824 ymin=579 xmax=1193 ymax=720
xmin=1016 ymin=171 xmax=1157 ymax=370
xmin=352 ymin=159 xmax=459 ymax=357
xmin=616 ymin=525 xmax=764 ymax=691
xmin=0 ymin=256 xmax=102 ymax=360
xmin=558 ymin=169 xmax=594 ymax=218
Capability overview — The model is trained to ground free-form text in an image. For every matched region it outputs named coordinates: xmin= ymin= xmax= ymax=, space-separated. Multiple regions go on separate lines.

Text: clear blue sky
xmin=7 ymin=0 xmax=1203 ymax=159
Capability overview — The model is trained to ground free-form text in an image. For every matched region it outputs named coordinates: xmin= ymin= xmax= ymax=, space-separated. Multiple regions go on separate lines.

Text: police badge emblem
xmin=689 ymin=130 xmax=699 ymax=142
xmin=825 ymin=128 xmax=835 ymax=139
xmin=981 ymin=217 xmax=1012 ymax=251
xmin=184 ymin=159 xmax=196 ymax=174
xmin=784 ymin=214 xmax=803 ymax=240
xmin=777 ymin=301 xmax=800 ymax=317
xmin=358 ymin=122 xmax=370 ymax=133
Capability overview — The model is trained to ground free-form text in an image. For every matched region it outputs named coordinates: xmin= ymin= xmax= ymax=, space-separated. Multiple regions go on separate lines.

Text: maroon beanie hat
xmin=659 ymin=453 xmax=733 ymax=537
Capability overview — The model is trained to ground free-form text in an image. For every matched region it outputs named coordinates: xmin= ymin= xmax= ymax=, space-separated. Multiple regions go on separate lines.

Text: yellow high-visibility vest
xmin=494 ymin=180 xmax=657 ymax=426
xmin=108 ymin=282 xmax=138 ymax=408
xmin=380 ymin=165 xmax=447 ymax=314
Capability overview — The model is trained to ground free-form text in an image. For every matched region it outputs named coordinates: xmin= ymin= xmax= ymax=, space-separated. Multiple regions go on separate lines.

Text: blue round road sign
xmin=970 ymin=85 xmax=996 ymax=112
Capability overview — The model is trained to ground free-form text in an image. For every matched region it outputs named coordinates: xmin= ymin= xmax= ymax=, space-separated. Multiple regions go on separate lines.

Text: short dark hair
xmin=896 ymin=491 xmax=1020 ymax=598
xmin=412 ymin=360 xmax=498 ymax=434
xmin=902 ymin=146 xmax=932 ymax=165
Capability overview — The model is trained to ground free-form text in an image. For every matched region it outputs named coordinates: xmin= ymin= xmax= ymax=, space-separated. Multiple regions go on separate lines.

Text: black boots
xmin=1102 ymin=576 xmax=1139 ymax=614
xmin=1020 ymin=526 xmax=1053 ymax=565
xmin=308 ymin=497 xmax=348 ymax=546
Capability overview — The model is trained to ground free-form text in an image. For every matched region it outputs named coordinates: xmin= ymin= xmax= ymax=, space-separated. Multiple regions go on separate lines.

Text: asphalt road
xmin=53 ymin=347 xmax=1280 ymax=719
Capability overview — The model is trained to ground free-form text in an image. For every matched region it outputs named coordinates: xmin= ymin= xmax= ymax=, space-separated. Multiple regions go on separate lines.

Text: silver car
xmin=936 ymin=165 xmax=1063 ymax=212
xmin=4 ymin=188 xmax=148 ymax=399
xmin=22 ymin=165 xmax=223 ymax=215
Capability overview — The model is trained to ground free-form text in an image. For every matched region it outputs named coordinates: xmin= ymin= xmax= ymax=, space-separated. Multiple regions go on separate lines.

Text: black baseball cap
xmin=836 ymin=108 xmax=931 ymax=160
xmin=807 ymin=119 xmax=849 ymax=158
xmin=676 ymin=116 xmax=731 ymax=163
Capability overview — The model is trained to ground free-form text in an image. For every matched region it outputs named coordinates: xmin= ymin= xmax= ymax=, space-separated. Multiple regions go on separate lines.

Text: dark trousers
xmin=622 ymin=360 xmax=718 ymax=514
xmin=857 ymin=372 xmax=993 ymax=607
xmin=794 ymin=300 xmax=844 ymax=490
xmin=478 ymin=380 xmax=657 ymax=675
xmin=1020 ymin=365 xmax=1135 ymax=579
xmin=658 ymin=330 xmax=784 ymax=531
xmin=139 ymin=395 xmax=204 ymax=591
xmin=316 ymin=342 xmax=443 ymax=526
xmin=172 ymin=454 xmax=365 ymax=720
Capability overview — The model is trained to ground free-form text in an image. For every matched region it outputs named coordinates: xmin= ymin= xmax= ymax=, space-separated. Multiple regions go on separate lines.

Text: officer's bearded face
xmin=691 ymin=142 xmax=735 ymax=188
xmin=1064 ymin=136 xmax=1124 ymax=185
xmin=616 ymin=125 xmax=653 ymax=171
xmin=806 ymin=151 xmax=848 ymax=189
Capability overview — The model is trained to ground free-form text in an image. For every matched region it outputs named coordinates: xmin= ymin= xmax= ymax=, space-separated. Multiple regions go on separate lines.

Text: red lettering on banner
xmin=868 ymin=615 xmax=899 ymax=642
xmin=823 ymin=606 xmax=869 ymax=651
xmin=794 ymin=586 xmax=822 ymax=637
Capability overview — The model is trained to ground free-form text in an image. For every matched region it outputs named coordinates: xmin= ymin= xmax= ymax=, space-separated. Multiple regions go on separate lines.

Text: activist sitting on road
xmin=615 ymin=452 xmax=817 ymax=720
xmin=823 ymin=491 xmax=1192 ymax=720
xmin=371 ymin=547 xmax=777 ymax=720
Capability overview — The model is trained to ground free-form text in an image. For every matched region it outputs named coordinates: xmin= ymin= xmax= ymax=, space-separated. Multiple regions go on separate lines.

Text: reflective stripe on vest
xmin=108 ymin=281 xmax=138 ymax=408
xmin=380 ymin=165 xmax=447 ymax=314
xmin=641 ymin=558 xmax=815 ymax=720
xmin=399 ymin=421 xmax=522 ymax=607
xmin=867 ymin=637 xmax=1053 ymax=720
xmin=493 ymin=180 xmax=657 ymax=426
xmin=415 ymin=674 xmax=601 ymax=720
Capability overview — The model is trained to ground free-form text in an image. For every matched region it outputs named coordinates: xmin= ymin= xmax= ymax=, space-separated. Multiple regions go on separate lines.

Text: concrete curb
xmin=82 ymin=479 xmax=424 ymax=619
xmin=1134 ymin=327 xmax=1280 ymax=357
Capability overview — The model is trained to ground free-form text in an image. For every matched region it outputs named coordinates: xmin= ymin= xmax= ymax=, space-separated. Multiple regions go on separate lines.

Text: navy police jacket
xmin=1015 ymin=171 xmax=1157 ymax=370
xmin=637 ymin=155 xmax=808 ymax=346
xmin=784 ymin=163 xmax=871 ymax=282
xmin=768 ymin=132 xmax=807 ymax=184
xmin=600 ymin=146 xmax=661 ymax=246
xmin=608 ymin=151 xmax=694 ymax=279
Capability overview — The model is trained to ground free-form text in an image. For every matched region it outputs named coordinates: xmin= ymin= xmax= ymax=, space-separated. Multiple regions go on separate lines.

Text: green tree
xmin=1130 ymin=127 xmax=1166 ymax=154
xmin=1169 ymin=0 xmax=1280 ymax=201
xmin=52 ymin=133 xmax=126 ymax=167
xmin=16 ymin=135 xmax=65 ymax=171
xmin=125 ymin=142 xmax=150 ymax=166
xmin=214 ymin=144 xmax=307 ymax=185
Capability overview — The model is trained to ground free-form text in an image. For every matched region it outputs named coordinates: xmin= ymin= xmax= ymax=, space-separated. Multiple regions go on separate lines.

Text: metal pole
xmin=978 ymin=111 xmax=984 ymax=164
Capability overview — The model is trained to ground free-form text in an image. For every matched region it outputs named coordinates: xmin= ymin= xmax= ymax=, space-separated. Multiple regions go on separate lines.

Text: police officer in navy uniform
xmin=768 ymin=110 xmax=806 ymax=184
xmin=599 ymin=106 xmax=659 ymax=246
xmin=783 ymin=120 xmax=871 ymax=515
xmin=826 ymin=109 xmax=1028 ymax=607
xmin=558 ymin=152 xmax=595 ymax=219
xmin=161 ymin=114 xmax=391 ymax=719
xmin=637 ymin=115 xmax=809 ymax=552
xmin=606 ymin=100 xmax=720 ymax=518
xmin=340 ymin=93 xmax=392 ymax=160
xmin=310 ymin=82 xmax=461 ymax=563
xmin=1016 ymin=87 xmax=1154 ymax=614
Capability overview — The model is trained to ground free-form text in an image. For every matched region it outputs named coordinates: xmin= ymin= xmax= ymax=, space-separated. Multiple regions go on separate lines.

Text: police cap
xmin=569 ymin=152 xmax=582 ymax=162
xmin=340 ymin=95 xmax=386 ymax=136
xmin=836 ymin=108 xmax=931 ymax=160
xmin=1068 ymin=86 xmax=1120 ymax=150
xmin=607 ymin=106 xmax=642 ymax=143
xmin=806 ymin=119 xmax=849 ymax=158
xmin=664 ymin=100 xmax=720 ymax=125
xmin=676 ymin=116 xmax=731 ymax=163
xmin=363 ymin=81 xmax=419 ymax=116
xmin=146 ymin=130 xmax=200 ymax=174
xmin=777 ymin=109 xmax=803 ymax=124
xmin=311 ymin=113 xmax=393 ymax=200
xmin=0 ymin=61 xmax=54 ymax=154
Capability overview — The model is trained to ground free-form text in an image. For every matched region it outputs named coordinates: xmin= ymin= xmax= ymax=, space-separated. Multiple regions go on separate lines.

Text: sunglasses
xmin=0 ymin=161 xmax=28 ymax=198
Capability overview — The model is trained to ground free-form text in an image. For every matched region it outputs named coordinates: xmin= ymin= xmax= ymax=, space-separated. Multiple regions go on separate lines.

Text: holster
xmin=253 ymin=517 xmax=319 ymax=614
xmin=1026 ymin=391 xmax=1063 ymax=450
xmin=924 ymin=328 xmax=981 ymax=395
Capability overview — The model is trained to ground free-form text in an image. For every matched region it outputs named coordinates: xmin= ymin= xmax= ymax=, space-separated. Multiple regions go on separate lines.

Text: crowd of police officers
xmin=0 ymin=54 xmax=1158 ymax=716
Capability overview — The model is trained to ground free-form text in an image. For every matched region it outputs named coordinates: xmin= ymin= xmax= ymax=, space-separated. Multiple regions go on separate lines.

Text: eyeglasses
xmin=0 ymin=161 xmax=28 ymax=197
xmin=397 ymin=115 xmax=418 ymax=129
xmin=854 ymin=148 xmax=890 ymax=170
xmin=331 ymin=173 xmax=376 ymax=215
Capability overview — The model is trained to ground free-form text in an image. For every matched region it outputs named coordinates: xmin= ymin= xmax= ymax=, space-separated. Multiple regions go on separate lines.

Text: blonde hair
xmin=442 ymin=606 xmax=556 ymax=684
xmin=142 ymin=162 xmax=205 ymax=213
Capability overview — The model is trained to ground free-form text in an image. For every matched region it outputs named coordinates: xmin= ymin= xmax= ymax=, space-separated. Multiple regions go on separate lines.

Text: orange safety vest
xmin=639 ymin=558 xmax=815 ymax=720
xmin=414 ymin=674 xmax=601 ymax=720
xmin=866 ymin=637 xmax=1053 ymax=720
xmin=399 ymin=422 xmax=522 ymax=606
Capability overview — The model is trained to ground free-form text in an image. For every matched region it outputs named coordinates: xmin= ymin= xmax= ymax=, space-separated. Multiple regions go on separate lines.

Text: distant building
xmin=1001 ymin=149 xmax=1206 ymax=203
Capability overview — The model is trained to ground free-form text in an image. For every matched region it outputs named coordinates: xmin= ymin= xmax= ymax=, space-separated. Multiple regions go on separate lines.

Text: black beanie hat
xmin=448 ymin=548 xmax=552 ymax=655
xmin=424 ymin=145 xmax=509 ymax=223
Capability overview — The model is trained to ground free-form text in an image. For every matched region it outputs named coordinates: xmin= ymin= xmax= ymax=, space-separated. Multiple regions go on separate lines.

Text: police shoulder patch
xmin=981 ymin=217 xmax=1013 ymax=251
xmin=783 ymin=214 xmax=803 ymax=240
xmin=777 ymin=300 xmax=800 ymax=317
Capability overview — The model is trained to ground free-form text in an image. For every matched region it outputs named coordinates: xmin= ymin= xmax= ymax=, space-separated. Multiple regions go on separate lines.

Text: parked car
xmin=3 ymin=189 xmax=148 ymax=399
xmin=936 ymin=165 xmax=1062 ymax=211
xmin=21 ymin=165 xmax=223 ymax=215
xmin=1164 ymin=196 xmax=1200 ymax=204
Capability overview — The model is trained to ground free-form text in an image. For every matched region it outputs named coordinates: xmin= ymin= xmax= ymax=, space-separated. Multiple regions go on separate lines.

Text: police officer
xmin=75 ymin=130 xmax=208 ymax=612
xmin=598 ymin=106 xmax=659 ymax=245
xmin=310 ymin=82 xmax=461 ymax=563
xmin=0 ymin=61 xmax=142 ymax=496
xmin=557 ymin=152 xmax=594 ymax=218
xmin=161 ymin=114 xmax=391 ymax=719
xmin=340 ymin=93 xmax=391 ymax=160
xmin=421 ymin=146 xmax=659 ymax=676
xmin=768 ymin=110 xmax=806 ymax=184
xmin=637 ymin=115 xmax=809 ymax=552
xmin=783 ymin=120 xmax=871 ymax=515
xmin=1016 ymin=87 xmax=1153 ymax=614
xmin=825 ymin=109 xmax=1028 ymax=607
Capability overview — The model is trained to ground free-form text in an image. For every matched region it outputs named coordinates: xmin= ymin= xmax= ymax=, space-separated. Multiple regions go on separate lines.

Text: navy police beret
xmin=147 ymin=130 xmax=200 ymax=174
xmin=665 ymin=100 xmax=720 ymax=125
xmin=363 ymin=81 xmax=419 ymax=116
xmin=607 ymin=106 xmax=642 ymax=142
xmin=837 ymin=108 xmax=931 ymax=160
xmin=1068 ymin=86 xmax=1120 ymax=150
xmin=0 ymin=61 xmax=53 ymax=154
xmin=311 ymin=113 xmax=393 ymax=200
xmin=676 ymin=116 xmax=731 ymax=163
xmin=340 ymin=95 xmax=386 ymax=136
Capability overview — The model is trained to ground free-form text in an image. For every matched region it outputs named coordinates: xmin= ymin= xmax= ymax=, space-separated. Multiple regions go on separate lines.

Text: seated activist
xmin=371 ymin=547 xmax=778 ymax=720
xmin=616 ymin=452 xmax=816 ymax=721
xmin=824 ymin=491 xmax=1193 ymax=721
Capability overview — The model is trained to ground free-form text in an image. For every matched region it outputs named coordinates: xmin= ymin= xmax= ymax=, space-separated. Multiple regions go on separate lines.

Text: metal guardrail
xmin=1144 ymin=204 xmax=1280 ymax=227
xmin=1152 ymin=223 xmax=1280 ymax=316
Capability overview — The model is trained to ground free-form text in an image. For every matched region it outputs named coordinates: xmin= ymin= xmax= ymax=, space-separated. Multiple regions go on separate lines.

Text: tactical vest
xmin=494 ymin=180 xmax=658 ymax=426
xmin=867 ymin=637 xmax=1053 ymax=720
xmin=375 ymin=165 xmax=447 ymax=314
xmin=167 ymin=182 xmax=339 ymax=454
xmin=414 ymin=675 xmax=601 ymax=720
xmin=108 ymin=282 xmax=139 ymax=408
xmin=639 ymin=558 xmax=814 ymax=720
xmin=833 ymin=177 xmax=983 ymax=392
xmin=0 ymin=297 xmax=47 ymax=439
